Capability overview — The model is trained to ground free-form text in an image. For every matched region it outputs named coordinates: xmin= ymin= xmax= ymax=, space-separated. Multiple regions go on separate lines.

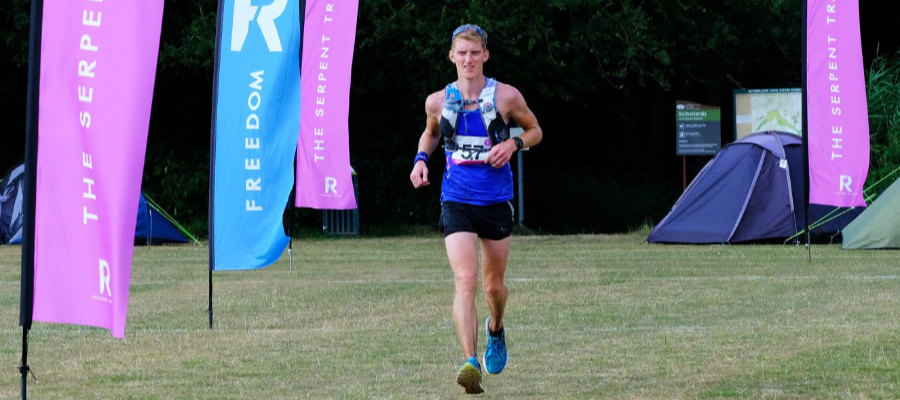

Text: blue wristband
xmin=414 ymin=151 xmax=429 ymax=165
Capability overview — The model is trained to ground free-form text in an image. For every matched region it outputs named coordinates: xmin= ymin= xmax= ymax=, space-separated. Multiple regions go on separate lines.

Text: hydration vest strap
xmin=477 ymin=83 xmax=497 ymax=130
xmin=441 ymin=79 xmax=504 ymax=148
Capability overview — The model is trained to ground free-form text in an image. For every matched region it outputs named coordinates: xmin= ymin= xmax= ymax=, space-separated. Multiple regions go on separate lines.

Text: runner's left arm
xmin=485 ymin=84 xmax=542 ymax=168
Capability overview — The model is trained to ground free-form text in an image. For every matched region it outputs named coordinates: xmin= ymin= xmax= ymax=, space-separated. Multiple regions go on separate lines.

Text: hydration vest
xmin=439 ymin=78 xmax=510 ymax=165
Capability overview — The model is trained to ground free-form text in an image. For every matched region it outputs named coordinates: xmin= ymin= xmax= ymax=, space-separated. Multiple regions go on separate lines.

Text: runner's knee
xmin=454 ymin=271 xmax=478 ymax=293
xmin=482 ymin=280 xmax=506 ymax=297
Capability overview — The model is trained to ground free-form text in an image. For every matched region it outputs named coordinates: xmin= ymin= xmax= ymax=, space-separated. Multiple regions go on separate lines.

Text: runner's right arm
xmin=410 ymin=91 xmax=444 ymax=188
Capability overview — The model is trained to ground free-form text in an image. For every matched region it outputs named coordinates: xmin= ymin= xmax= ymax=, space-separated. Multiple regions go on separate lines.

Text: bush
xmin=865 ymin=48 xmax=900 ymax=195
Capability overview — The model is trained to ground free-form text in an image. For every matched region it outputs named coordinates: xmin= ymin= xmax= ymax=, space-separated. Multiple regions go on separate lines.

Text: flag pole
xmin=20 ymin=0 xmax=44 ymax=397
xmin=286 ymin=189 xmax=295 ymax=271
xmin=287 ymin=0 xmax=307 ymax=272
xmin=802 ymin=0 xmax=811 ymax=260
xmin=287 ymin=222 xmax=293 ymax=271
xmin=207 ymin=269 xmax=214 ymax=329
xmin=207 ymin=0 xmax=226 ymax=330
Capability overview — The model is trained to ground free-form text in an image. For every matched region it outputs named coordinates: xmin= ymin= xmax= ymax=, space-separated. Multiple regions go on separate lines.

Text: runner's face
xmin=449 ymin=38 xmax=488 ymax=80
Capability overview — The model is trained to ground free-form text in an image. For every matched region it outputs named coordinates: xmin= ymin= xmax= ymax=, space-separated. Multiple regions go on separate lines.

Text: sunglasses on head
xmin=451 ymin=24 xmax=486 ymax=46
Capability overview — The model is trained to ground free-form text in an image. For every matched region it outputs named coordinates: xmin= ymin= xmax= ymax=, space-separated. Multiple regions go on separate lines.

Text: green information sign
xmin=675 ymin=101 xmax=721 ymax=156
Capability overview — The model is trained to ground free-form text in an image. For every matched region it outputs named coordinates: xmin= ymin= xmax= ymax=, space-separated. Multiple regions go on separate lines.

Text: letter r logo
xmin=839 ymin=175 xmax=853 ymax=193
xmin=325 ymin=177 xmax=338 ymax=194
xmin=231 ymin=0 xmax=288 ymax=52
xmin=99 ymin=259 xmax=112 ymax=297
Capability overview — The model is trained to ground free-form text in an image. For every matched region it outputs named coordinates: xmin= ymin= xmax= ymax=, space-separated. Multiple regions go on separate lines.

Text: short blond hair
xmin=450 ymin=24 xmax=487 ymax=49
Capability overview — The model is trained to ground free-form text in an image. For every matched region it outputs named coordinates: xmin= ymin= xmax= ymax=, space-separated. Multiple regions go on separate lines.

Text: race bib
xmin=450 ymin=135 xmax=493 ymax=165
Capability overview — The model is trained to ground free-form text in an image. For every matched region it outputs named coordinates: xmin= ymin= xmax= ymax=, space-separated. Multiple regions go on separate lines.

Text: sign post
xmin=511 ymin=127 xmax=527 ymax=226
xmin=675 ymin=101 xmax=721 ymax=190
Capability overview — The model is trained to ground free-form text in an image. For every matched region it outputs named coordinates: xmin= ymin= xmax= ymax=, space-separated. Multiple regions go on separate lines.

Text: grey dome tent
xmin=0 ymin=163 xmax=194 ymax=245
xmin=841 ymin=177 xmax=900 ymax=249
xmin=648 ymin=131 xmax=860 ymax=244
xmin=0 ymin=163 xmax=24 ymax=244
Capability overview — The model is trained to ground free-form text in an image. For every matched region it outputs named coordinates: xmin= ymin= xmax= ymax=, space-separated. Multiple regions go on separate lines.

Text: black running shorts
xmin=440 ymin=201 xmax=515 ymax=240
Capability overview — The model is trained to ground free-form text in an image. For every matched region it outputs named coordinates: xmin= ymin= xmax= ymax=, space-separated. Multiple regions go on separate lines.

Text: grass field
xmin=1 ymin=232 xmax=898 ymax=399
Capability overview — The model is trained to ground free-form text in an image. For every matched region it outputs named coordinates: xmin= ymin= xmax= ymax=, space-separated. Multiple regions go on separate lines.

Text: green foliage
xmin=157 ymin=0 xmax=219 ymax=74
xmin=346 ymin=0 xmax=804 ymax=233
xmin=2 ymin=1 xmax=891 ymax=234
xmin=351 ymin=0 xmax=802 ymax=106
xmin=143 ymin=147 xmax=209 ymax=237
xmin=527 ymin=167 xmax=676 ymax=233
xmin=0 ymin=0 xmax=30 ymax=67
xmin=865 ymin=49 xmax=900 ymax=194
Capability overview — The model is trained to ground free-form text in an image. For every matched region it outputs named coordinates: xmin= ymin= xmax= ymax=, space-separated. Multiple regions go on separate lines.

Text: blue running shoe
xmin=456 ymin=356 xmax=484 ymax=394
xmin=483 ymin=316 xmax=508 ymax=374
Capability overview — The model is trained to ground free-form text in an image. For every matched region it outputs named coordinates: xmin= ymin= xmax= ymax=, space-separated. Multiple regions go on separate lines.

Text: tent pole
xmin=147 ymin=206 xmax=153 ymax=246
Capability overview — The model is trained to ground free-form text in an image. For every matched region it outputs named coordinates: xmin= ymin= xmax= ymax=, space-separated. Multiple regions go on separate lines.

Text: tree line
xmin=1 ymin=0 xmax=897 ymax=235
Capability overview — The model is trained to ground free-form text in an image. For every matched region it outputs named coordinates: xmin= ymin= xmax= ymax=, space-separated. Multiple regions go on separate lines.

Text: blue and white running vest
xmin=440 ymin=78 xmax=513 ymax=205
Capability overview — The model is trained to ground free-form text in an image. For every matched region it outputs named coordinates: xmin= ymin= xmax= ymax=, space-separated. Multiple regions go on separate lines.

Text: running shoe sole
xmin=456 ymin=362 xmax=484 ymax=394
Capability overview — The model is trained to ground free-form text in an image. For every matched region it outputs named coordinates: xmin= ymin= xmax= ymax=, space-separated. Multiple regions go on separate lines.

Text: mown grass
xmin=1 ymin=232 xmax=898 ymax=399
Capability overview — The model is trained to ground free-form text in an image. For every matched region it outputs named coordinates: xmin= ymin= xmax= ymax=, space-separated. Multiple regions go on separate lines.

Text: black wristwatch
xmin=512 ymin=137 xmax=524 ymax=150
